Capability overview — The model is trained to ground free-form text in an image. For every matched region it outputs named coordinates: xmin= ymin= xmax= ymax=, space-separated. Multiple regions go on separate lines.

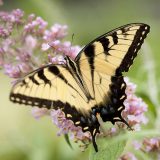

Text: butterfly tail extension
xmin=91 ymin=129 xmax=98 ymax=152
xmin=89 ymin=114 xmax=100 ymax=152
xmin=82 ymin=115 xmax=100 ymax=152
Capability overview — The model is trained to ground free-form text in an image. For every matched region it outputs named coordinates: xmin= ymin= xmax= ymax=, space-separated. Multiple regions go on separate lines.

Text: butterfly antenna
xmin=68 ymin=33 xmax=75 ymax=57
xmin=71 ymin=33 xmax=75 ymax=46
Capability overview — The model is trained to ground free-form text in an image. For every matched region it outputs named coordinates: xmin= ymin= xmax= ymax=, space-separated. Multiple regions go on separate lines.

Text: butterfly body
xmin=64 ymin=55 xmax=93 ymax=101
xmin=10 ymin=23 xmax=150 ymax=152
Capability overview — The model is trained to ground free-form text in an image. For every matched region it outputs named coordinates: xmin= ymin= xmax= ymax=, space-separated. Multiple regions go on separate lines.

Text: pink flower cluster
xmin=120 ymin=137 xmax=160 ymax=160
xmin=134 ymin=137 xmax=160 ymax=152
xmin=31 ymin=107 xmax=49 ymax=119
xmin=0 ymin=9 xmax=81 ymax=79
xmin=0 ymin=9 xmax=23 ymax=38
xmin=122 ymin=77 xmax=148 ymax=130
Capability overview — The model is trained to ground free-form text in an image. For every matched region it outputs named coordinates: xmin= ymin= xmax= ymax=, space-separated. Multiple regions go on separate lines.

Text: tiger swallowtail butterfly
xmin=10 ymin=23 xmax=150 ymax=152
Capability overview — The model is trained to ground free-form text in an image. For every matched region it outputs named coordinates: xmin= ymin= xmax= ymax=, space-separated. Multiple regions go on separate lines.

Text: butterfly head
xmin=64 ymin=55 xmax=77 ymax=70
xmin=64 ymin=55 xmax=70 ymax=63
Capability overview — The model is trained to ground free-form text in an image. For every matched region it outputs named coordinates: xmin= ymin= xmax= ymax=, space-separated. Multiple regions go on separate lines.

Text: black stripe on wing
xmin=83 ymin=44 xmax=95 ymax=93
xmin=98 ymin=37 xmax=110 ymax=53
xmin=48 ymin=66 xmax=69 ymax=84
xmin=38 ymin=69 xmax=51 ymax=85
xmin=112 ymin=32 xmax=118 ymax=44
xmin=29 ymin=76 xmax=40 ymax=85
xmin=116 ymin=24 xmax=150 ymax=75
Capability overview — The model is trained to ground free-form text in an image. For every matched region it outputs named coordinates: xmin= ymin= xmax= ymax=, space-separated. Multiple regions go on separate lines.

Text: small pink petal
xmin=25 ymin=35 xmax=37 ymax=50
xmin=31 ymin=107 xmax=49 ymax=119
xmin=41 ymin=43 xmax=50 ymax=51
xmin=133 ymin=140 xmax=142 ymax=150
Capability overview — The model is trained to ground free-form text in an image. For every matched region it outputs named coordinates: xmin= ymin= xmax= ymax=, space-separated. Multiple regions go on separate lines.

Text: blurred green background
xmin=0 ymin=0 xmax=160 ymax=160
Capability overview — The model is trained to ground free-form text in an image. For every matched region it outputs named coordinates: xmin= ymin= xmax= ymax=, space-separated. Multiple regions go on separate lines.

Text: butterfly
xmin=10 ymin=23 xmax=150 ymax=152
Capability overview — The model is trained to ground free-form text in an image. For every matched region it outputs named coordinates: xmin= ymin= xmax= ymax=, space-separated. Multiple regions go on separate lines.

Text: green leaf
xmin=89 ymin=137 xmax=127 ymax=160
xmin=64 ymin=134 xmax=73 ymax=149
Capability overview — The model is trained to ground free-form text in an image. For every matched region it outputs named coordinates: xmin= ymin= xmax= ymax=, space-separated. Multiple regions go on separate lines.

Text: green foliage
xmin=89 ymin=137 xmax=127 ymax=160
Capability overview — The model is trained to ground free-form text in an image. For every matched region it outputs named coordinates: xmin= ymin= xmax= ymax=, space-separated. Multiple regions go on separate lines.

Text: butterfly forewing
xmin=10 ymin=65 xmax=91 ymax=112
xmin=76 ymin=23 xmax=150 ymax=74
xmin=75 ymin=23 xmax=150 ymax=106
